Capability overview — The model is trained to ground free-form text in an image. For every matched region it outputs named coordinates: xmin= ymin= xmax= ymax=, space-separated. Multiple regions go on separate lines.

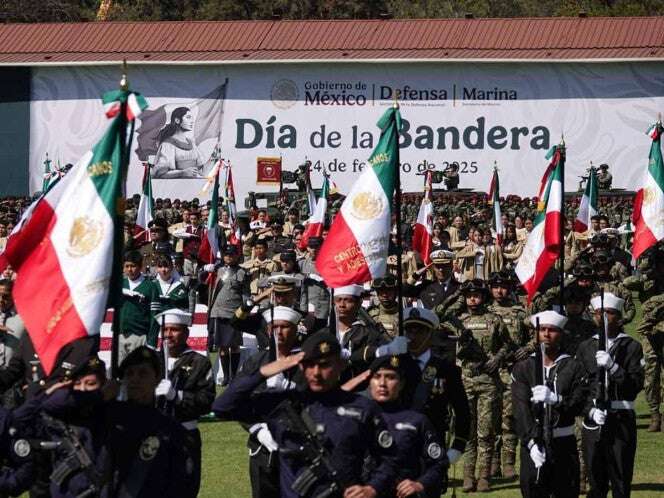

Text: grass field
xmin=198 ymin=302 xmax=664 ymax=497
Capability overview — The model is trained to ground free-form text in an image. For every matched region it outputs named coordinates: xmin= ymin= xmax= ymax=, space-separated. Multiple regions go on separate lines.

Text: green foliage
xmin=2 ymin=0 xmax=663 ymax=23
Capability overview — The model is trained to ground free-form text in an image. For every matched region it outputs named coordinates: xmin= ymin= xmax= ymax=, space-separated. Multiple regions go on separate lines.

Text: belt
xmin=610 ymin=400 xmax=635 ymax=410
xmin=182 ymin=420 xmax=198 ymax=430
xmin=553 ymin=425 xmax=574 ymax=438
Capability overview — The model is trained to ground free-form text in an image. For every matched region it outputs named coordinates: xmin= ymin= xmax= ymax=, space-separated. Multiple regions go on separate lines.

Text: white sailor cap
xmin=262 ymin=306 xmax=302 ymax=324
xmin=430 ymin=250 xmax=455 ymax=264
xmin=530 ymin=310 xmax=568 ymax=329
xmin=154 ymin=308 xmax=192 ymax=327
xmin=333 ymin=284 xmax=364 ymax=297
xmin=590 ymin=293 xmax=624 ymax=313
xmin=403 ymin=307 xmax=440 ymax=329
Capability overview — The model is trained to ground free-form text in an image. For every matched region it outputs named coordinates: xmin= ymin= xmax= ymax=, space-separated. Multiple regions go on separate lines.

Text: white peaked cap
xmin=403 ymin=306 xmax=440 ymax=329
xmin=333 ymin=284 xmax=364 ymax=297
xmin=530 ymin=310 xmax=568 ymax=329
xmin=262 ymin=306 xmax=302 ymax=324
xmin=590 ymin=293 xmax=624 ymax=313
xmin=154 ymin=308 xmax=192 ymax=326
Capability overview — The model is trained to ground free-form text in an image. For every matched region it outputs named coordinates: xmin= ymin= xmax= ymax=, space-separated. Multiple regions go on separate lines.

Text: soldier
xmin=0 ymin=279 xmax=26 ymax=408
xmin=597 ymin=163 xmax=612 ymax=190
xmin=213 ymin=332 xmax=398 ymax=498
xmin=332 ymin=285 xmax=395 ymax=378
xmin=207 ymin=245 xmax=250 ymax=385
xmin=243 ymin=239 xmax=280 ymax=297
xmin=235 ymin=306 xmax=304 ymax=498
xmin=155 ymin=309 xmax=215 ymax=497
xmin=577 ymin=293 xmax=644 ymax=498
xmin=299 ymin=236 xmax=330 ymax=332
xmin=367 ymin=276 xmax=400 ymax=338
xmin=512 ymin=311 xmax=588 ymax=498
xmin=119 ymin=250 xmax=160 ymax=360
xmin=404 ymin=250 xmax=461 ymax=314
xmin=266 ymin=250 xmax=306 ymax=311
xmin=487 ymin=271 xmax=531 ymax=479
xmin=590 ymin=251 xmax=635 ymax=324
xmin=140 ymin=218 xmax=174 ymax=274
xmin=635 ymin=295 xmax=664 ymax=433
xmin=455 ymin=279 xmax=513 ymax=492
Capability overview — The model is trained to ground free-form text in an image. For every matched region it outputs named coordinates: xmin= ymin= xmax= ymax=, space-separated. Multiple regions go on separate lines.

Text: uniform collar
xmin=592 ymin=332 xmax=629 ymax=341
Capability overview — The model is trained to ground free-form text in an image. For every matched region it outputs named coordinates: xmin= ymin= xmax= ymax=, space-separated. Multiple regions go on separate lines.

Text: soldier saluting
xmin=512 ymin=311 xmax=587 ymax=497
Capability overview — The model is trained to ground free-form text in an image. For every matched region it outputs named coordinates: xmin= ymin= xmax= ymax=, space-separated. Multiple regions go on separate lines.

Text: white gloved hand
xmin=446 ymin=448 xmax=462 ymax=465
xmin=341 ymin=348 xmax=352 ymax=361
xmin=530 ymin=385 xmax=561 ymax=405
xmin=590 ymin=407 xmax=607 ymax=426
xmin=529 ymin=441 xmax=546 ymax=469
xmin=595 ymin=351 xmax=615 ymax=370
xmin=155 ymin=379 xmax=177 ymax=401
xmin=308 ymin=273 xmax=323 ymax=282
xmin=203 ymin=263 xmax=216 ymax=272
xmin=375 ymin=336 xmax=409 ymax=358
xmin=255 ymin=424 xmax=279 ymax=453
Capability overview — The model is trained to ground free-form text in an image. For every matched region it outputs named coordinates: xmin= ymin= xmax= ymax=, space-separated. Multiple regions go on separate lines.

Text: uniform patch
xmin=395 ymin=422 xmax=417 ymax=432
xmin=465 ymin=322 xmax=489 ymax=331
xmin=13 ymin=439 xmax=30 ymax=458
xmin=423 ymin=366 xmax=437 ymax=383
xmin=427 ymin=442 xmax=442 ymax=459
xmin=337 ymin=406 xmax=362 ymax=420
xmin=377 ymin=430 xmax=393 ymax=449
xmin=139 ymin=436 xmax=161 ymax=461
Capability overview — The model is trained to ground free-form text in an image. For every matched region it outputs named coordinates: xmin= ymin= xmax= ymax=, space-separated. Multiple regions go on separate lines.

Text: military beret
xmin=302 ymin=332 xmax=341 ymax=362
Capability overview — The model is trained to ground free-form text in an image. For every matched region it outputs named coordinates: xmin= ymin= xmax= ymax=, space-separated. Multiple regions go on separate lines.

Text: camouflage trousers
xmin=642 ymin=333 xmax=664 ymax=414
xmin=575 ymin=416 xmax=588 ymax=489
xmin=492 ymin=372 xmax=518 ymax=469
xmin=463 ymin=374 xmax=499 ymax=479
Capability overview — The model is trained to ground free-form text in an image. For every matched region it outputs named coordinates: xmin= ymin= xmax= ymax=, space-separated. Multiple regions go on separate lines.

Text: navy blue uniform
xmin=375 ymin=404 xmax=448 ymax=498
xmin=213 ymin=370 xmax=397 ymax=497
xmin=0 ymin=405 xmax=34 ymax=496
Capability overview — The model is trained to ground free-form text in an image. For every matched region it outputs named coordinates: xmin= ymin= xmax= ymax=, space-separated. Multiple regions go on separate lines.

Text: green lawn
xmin=199 ymin=302 xmax=664 ymax=497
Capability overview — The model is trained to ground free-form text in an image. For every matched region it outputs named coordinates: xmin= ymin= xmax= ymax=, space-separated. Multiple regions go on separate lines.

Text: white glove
xmin=530 ymin=385 xmax=560 ymax=405
xmin=308 ymin=273 xmax=323 ymax=282
xmin=590 ymin=407 xmax=607 ymax=426
xmin=155 ymin=379 xmax=176 ymax=401
xmin=375 ymin=336 xmax=409 ymax=357
xmin=203 ymin=263 xmax=216 ymax=272
xmin=529 ymin=441 xmax=546 ymax=468
xmin=341 ymin=348 xmax=352 ymax=360
xmin=255 ymin=424 xmax=279 ymax=452
xmin=595 ymin=351 xmax=615 ymax=370
xmin=446 ymin=448 xmax=462 ymax=465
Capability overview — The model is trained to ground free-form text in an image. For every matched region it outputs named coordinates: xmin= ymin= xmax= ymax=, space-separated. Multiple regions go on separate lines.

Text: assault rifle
xmin=533 ymin=318 xmax=553 ymax=482
xmin=271 ymin=399 xmax=348 ymax=498
xmin=597 ymin=289 xmax=610 ymax=420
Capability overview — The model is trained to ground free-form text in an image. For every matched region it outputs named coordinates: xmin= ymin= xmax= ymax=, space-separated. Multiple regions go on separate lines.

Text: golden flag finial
xmin=120 ymin=60 xmax=128 ymax=91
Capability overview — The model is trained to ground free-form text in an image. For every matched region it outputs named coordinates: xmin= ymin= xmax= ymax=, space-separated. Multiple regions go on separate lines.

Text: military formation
xmin=0 ymin=175 xmax=658 ymax=497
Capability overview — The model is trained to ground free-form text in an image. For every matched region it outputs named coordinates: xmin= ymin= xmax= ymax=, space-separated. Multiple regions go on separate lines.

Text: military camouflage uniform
xmin=241 ymin=257 xmax=280 ymax=296
xmin=456 ymin=306 xmax=513 ymax=485
xmin=367 ymin=303 xmax=399 ymax=338
xmin=488 ymin=300 xmax=529 ymax=477
xmin=634 ymin=294 xmax=664 ymax=425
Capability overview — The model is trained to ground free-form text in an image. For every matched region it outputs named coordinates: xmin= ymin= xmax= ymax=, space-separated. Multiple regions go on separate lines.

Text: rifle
xmin=532 ymin=318 xmax=552 ymax=483
xmin=271 ymin=399 xmax=349 ymax=498
xmin=597 ymin=289 xmax=610 ymax=422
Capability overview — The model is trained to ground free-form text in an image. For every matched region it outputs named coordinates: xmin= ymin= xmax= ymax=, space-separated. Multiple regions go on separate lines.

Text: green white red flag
xmin=516 ymin=145 xmax=564 ymax=302
xmin=632 ymin=121 xmax=664 ymax=260
xmin=412 ymin=170 xmax=433 ymax=264
xmin=299 ymin=175 xmax=329 ymax=250
xmin=573 ymin=166 xmax=598 ymax=233
xmin=198 ymin=161 xmax=221 ymax=264
xmin=133 ymin=163 xmax=154 ymax=245
xmin=488 ymin=166 xmax=503 ymax=245
xmin=224 ymin=164 xmax=241 ymax=246
xmin=316 ymin=106 xmax=401 ymax=287
xmin=0 ymin=88 xmax=146 ymax=374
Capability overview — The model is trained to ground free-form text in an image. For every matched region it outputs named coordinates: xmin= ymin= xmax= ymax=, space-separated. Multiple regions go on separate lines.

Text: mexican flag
xmin=412 ymin=170 xmax=433 ymax=264
xmin=573 ymin=166 xmax=598 ymax=233
xmin=632 ymin=121 xmax=664 ymax=261
xmin=133 ymin=163 xmax=154 ymax=245
xmin=516 ymin=145 xmax=564 ymax=302
xmin=488 ymin=166 xmax=503 ymax=245
xmin=299 ymin=175 xmax=329 ymax=250
xmin=0 ymin=88 xmax=147 ymax=374
xmin=316 ymin=106 xmax=401 ymax=287
xmin=225 ymin=164 xmax=241 ymax=246
xmin=198 ymin=161 xmax=221 ymax=264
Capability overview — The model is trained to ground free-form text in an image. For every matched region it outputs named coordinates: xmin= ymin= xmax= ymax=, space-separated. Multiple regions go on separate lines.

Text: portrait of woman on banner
xmin=153 ymin=106 xmax=207 ymax=179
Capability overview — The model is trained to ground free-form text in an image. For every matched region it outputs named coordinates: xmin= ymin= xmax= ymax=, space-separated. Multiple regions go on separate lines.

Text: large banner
xmin=29 ymin=62 xmax=664 ymax=203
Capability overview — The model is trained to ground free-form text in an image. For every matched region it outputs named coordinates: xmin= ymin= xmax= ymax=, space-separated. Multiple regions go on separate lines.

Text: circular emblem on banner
xmin=643 ymin=186 xmax=655 ymax=206
xmin=349 ymin=191 xmax=384 ymax=221
xmin=377 ymin=430 xmax=393 ymax=449
xmin=139 ymin=436 xmax=160 ymax=461
xmin=67 ymin=216 xmax=103 ymax=258
xmin=427 ymin=442 xmax=442 ymax=459
xmin=264 ymin=165 xmax=275 ymax=178
xmin=271 ymin=79 xmax=298 ymax=109
xmin=13 ymin=439 xmax=31 ymax=458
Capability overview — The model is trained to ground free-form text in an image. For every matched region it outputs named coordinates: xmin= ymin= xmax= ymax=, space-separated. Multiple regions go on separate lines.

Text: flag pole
xmin=110 ymin=60 xmax=130 ymax=378
xmin=559 ymin=134 xmax=566 ymax=312
xmin=392 ymin=92 xmax=404 ymax=337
